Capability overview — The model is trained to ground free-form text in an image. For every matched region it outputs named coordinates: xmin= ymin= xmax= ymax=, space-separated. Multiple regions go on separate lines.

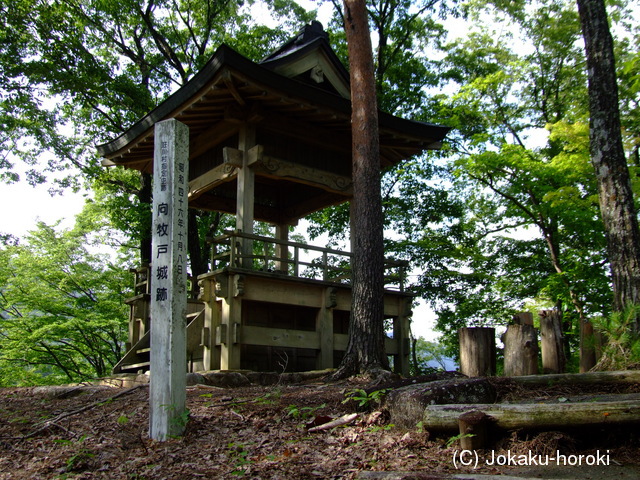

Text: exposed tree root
xmin=331 ymin=356 xmax=395 ymax=385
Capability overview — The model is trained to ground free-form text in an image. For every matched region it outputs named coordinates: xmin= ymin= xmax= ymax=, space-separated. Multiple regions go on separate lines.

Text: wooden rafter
xmin=188 ymin=162 xmax=239 ymax=201
xmin=222 ymin=70 xmax=246 ymax=106
xmin=190 ymin=121 xmax=239 ymax=159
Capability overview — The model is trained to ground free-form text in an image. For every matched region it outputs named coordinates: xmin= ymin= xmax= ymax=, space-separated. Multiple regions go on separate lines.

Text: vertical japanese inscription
xmin=149 ymin=119 xmax=189 ymax=441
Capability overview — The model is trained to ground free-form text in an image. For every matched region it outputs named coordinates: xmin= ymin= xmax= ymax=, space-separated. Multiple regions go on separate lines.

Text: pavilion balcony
xmin=115 ymin=232 xmax=413 ymax=375
xmin=209 ymin=229 xmax=409 ymax=292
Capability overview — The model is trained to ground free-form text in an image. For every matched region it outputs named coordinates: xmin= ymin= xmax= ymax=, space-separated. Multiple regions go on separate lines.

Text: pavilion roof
xmin=96 ymin=23 xmax=450 ymax=223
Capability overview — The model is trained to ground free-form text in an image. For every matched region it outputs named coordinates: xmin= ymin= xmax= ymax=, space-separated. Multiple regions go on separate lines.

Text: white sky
xmin=0 ymin=176 xmax=86 ymax=237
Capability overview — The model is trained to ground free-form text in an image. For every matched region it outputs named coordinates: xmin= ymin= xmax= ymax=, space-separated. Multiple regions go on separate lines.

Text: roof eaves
xmin=96 ymin=44 xmax=241 ymax=158
xmin=97 ymin=42 xmax=450 ymax=161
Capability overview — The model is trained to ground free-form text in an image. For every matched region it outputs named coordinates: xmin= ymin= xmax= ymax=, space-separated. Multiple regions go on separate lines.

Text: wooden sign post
xmin=149 ymin=119 xmax=189 ymax=441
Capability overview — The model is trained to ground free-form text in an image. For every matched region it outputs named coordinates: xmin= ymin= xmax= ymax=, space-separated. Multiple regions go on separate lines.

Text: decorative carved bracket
xmin=214 ymin=274 xmax=228 ymax=298
xmin=233 ymin=274 xmax=245 ymax=297
xmin=248 ymin=144 xmax=353 ymax=195
xmin=198 ymin=278 xmax=209 ymax=302
xmin=188 ymin=162 xmax=239 ymax=201
xmin=325 ymin=287 xmax=337 ymax=309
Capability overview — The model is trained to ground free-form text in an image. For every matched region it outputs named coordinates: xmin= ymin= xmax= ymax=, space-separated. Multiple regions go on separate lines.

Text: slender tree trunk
xmin=139 ymin=172 xmax=153 ymax=265
xmin=334 ymin=0 xmax=388 ymax=379
xmin=542 ymin=223 xmax=595 ymax=370
xmin=577 ymin=0 xmax=640 ymax=330
xmin=188 ymin=209 xmax=209 ymax=298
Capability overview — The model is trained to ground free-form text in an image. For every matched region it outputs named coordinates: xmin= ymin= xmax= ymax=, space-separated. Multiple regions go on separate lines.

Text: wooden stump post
xmin=580 ymin=318 xmax=597 ymax=373
xmin=459 ymin=327 xmax=496 ymax=377
xmin=149 ymin=119 xmax=189 ymax=441
xmin=503 ymin=324 xmax=538 ymax=376
xmin=458 ymin=410 xmax=490 ymax=450
xmin=539 ymin=309 xmax=566 ymax=374
xmin=513 ymin=312 xmax=534 ymax=325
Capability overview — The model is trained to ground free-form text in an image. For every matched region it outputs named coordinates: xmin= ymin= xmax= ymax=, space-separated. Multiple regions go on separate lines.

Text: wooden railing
xmin=129 ymin=264 xmax=202 ymax=299
xmin=209 ymin=230 xmax=408 ymax=291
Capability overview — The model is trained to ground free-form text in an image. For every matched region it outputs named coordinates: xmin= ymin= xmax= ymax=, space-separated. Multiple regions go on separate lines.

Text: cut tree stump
xmin=503 ymin=324 xmax=538 ymax=376
xmin=539 ymin=309 xmax=566 ymax=374
xmin=458 ymin=327 xmax=496 ymax=377
xmin=458 ymin=410 xmax=490 ymax=450
xmin=513 ymin=312 xmax=534 ymax=325
xmin=423 ymin=398 xmax=640 ymax=431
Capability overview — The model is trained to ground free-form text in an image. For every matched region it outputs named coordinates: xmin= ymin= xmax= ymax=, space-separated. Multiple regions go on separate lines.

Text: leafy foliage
xmin=420 ymin=0 xmax=636 ymax=354
xmin=342 ymin=388 xmax=389 ymax=410
xmin=0 ymin=0 xmax=315 ymax=267
xmin=309 ymin=0 xmax=639 ymax=360
xmin=0 ymin=220 xmax=131 ymax=385
xmin=593 ymin=304 xmax=640 ymax=371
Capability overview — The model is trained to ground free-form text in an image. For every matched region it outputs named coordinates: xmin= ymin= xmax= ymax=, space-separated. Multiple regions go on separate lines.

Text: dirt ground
xmin=0 ymin=375 xmax=639 ymax=480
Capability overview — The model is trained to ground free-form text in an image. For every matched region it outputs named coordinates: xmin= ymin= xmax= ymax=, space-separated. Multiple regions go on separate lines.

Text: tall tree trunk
xmin=577 ymin=0 xmax=640 ymax=331
xmin=334 ymin=0 xmax=388 ymax=379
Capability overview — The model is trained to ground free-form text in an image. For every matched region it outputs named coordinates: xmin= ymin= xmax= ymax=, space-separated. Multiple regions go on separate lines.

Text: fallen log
xmin=423 ymin=399 xmax=640 ymax=431
xmin=508 ymin=369 xmax=640 ymax=386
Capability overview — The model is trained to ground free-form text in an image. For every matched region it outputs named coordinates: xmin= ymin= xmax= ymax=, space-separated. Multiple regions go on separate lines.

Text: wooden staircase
xmin=113 ymin=309 xmax=205 ymax=374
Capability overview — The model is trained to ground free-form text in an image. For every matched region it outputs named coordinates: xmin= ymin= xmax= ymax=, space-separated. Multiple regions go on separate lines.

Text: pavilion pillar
xmin=275 ymin=223 xmax=290 ymax=274
xmin=219 ymin=273 xmax=243 ymax=370
xmin=318 ymin=287 xmax=337 ymax=369
xmin=393 ymin=297 xmax=412 ymax=376
xmin=236 ymin=125 xmax=256 ymax=269
xmin=198 ymin=276 xmax=221 ymax=371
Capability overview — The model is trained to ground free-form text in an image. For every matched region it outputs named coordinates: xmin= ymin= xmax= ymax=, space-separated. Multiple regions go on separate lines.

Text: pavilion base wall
xmin=196 ymin=269 xmax=412 ymax=375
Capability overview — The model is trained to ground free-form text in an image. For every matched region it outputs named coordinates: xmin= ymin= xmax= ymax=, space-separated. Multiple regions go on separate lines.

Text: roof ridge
xmin=260 ymin=21 xmax=329 ymax=64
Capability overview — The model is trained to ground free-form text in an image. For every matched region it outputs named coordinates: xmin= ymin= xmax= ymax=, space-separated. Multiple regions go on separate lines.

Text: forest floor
xmin=1 ymin=374 xmax=639 ymax=480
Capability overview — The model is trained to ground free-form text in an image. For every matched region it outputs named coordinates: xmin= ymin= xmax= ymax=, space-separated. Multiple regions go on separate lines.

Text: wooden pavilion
xmin=97 ymin=22 xmax=449 ymax=375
